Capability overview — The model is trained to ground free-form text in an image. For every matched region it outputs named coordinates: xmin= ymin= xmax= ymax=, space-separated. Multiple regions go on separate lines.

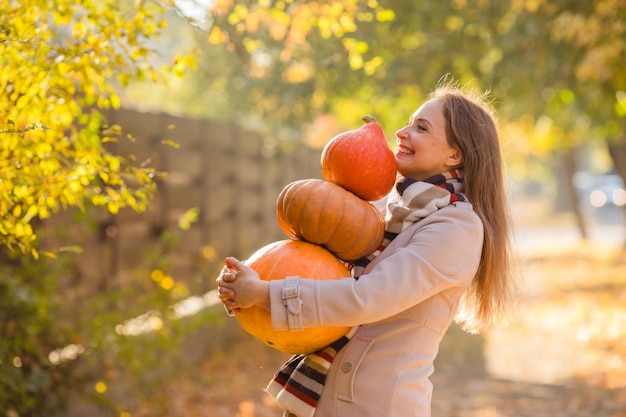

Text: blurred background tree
xmin=125 ymin=0 xmax=625 ymax=242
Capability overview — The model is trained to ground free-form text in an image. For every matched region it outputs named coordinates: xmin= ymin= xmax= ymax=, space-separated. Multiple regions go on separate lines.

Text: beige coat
xmin=268 ymin=201 xmax=484 ymax=417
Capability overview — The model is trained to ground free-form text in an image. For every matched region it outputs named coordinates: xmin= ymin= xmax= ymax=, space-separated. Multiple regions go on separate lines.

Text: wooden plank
xmin=162 ymin=114 xmax=203 ymax=150
xmin=166 ymin=147 xmax=203 ymax=181
xmin=206 ymin=219 xmax=237 ymax=257
xmin=203 ymin=121 xmax=235 ymax=152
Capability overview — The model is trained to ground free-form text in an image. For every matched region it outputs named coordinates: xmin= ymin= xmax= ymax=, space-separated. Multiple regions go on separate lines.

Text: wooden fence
xmin=51 ymin=108 xmax=323 ymax=297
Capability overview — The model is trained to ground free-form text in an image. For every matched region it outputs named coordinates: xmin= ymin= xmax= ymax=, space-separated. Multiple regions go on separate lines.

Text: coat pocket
xmin=336 ymin=336 xmax=374 ymax=403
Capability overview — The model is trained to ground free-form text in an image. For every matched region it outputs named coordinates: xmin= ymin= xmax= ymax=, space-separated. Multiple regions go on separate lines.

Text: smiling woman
xmin=395 ymin=100 xmax=463 ymax=181
xmin=216 ymin=80 xmax=517 ymax=417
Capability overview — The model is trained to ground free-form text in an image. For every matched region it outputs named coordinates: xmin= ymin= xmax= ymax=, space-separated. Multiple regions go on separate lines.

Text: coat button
xmin=341 ymin=362 xmax=352 ymax=373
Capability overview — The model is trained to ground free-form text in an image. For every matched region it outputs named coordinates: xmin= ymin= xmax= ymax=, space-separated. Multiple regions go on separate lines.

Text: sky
xmin=175 ymin=0 xmax=214 ymax=22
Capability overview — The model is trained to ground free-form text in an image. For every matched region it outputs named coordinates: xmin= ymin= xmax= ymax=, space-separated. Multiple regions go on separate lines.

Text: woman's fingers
xmin=217 ymin=262 xmax=238 ymax=285
xmin=225 ymin=256 xmax=247 ymax=271
xmin=219 ymin=258 xmax=246 ymax=283
xmin=217 ymin=257 xmax=262 ymax=310
xmin=221 ymin=269 xmax=237 ymax=282
xmin=218 ymin=285 xmax=236 ymax=300
xmin=217 ymin=261 xmax=239 ymax=308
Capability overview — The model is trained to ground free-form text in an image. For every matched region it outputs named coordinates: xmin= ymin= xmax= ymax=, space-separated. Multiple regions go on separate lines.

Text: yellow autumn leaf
xmin=72 ymin=21 xmax=87 ymax=38
xmin=208 ymin=26 xmax=224 ymax=44
xmin=95 ymin=381 xmax=107 ymax=394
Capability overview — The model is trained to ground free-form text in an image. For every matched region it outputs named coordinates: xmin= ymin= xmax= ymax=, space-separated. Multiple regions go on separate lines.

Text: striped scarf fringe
xmin=266 ymin=169 xmax=465 ymax=417
xmin=265 ymin=327 xmax=359 ymax=417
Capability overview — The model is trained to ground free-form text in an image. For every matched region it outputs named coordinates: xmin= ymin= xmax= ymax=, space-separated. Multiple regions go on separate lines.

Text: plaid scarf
xmin=352 ymin=169 xmax=466 ymax=269
xmin=265 ymin=169 xmax=466 ymax=417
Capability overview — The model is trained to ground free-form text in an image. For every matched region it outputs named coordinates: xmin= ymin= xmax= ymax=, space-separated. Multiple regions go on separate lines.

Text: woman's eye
xmin=416 ymin=124 xmax=426 ymax=132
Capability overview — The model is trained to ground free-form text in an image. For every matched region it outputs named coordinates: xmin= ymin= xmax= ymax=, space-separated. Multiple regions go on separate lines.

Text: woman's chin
xmin=394 ymin=154 xmax=414 ymax=172
xmin=395 ymin=164 xmax=410 ymax=178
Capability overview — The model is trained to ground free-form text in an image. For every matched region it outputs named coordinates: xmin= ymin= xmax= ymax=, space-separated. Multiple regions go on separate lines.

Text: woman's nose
xmin=395 ymin=127 xmax=408 ymax=140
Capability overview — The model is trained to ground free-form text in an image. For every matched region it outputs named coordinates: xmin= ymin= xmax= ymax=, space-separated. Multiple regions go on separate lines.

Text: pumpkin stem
xmin=362 ymin=115 xmax=376 ymax=124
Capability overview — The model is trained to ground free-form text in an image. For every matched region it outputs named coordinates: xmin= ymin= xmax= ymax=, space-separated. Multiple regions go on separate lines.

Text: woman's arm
xmin=269 ymin=203 xmax=484 ymax=330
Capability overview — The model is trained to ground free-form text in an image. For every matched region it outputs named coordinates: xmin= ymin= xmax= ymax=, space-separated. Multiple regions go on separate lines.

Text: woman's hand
xmin=216 ymin=257 xmax=270 ymax=310
xmin=216 ymin=262 xmax=240 ymax=312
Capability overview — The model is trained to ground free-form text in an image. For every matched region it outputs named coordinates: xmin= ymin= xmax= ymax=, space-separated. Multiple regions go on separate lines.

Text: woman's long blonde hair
xmin=430 ymin=81 xmax=517 ymax=333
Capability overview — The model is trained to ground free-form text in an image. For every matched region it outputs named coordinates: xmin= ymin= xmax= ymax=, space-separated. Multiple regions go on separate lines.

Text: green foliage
xmin=0 ymin=0 xmax=195 ymax=255
xmin=0 ymin=255 xmax=73 ymax=416
xmin=127 ymin=0 xmax=401 ymax=133
xmin=485 ymin=0 xmax=625 ymax=145
xmin=129 ymin=0 xmax=624 ymax=181
xmin=0 ymin=222 xmax=217 ymax=417
xmin=0 ymin=1 xmax=203 ymax=415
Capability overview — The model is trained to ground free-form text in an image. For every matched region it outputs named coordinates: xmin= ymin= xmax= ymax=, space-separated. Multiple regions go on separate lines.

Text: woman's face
xmin=394 ymin=99 xmax=462 ymax=180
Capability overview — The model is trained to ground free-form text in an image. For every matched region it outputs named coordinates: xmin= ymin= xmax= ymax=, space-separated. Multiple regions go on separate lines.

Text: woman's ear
xmin=446 ymin=149 xmax=463 ymax=167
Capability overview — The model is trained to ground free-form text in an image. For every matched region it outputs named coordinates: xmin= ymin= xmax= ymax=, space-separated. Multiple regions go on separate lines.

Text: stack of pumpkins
xmin=232 ymin=116 xmax=397 ymax=354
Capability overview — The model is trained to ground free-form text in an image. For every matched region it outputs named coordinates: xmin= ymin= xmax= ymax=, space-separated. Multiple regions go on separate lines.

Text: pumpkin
xmin=277 ymin=179 xmax=385 ymax=262
xmin=233 ymin=239 xmax=351 ymax=354
xmin=321 ymin=115 xmax=397 ymax=201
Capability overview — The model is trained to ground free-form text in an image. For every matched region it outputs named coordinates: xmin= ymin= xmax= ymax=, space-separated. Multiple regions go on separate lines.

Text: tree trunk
xmin=562 ymin=148 xmax=588 ymax=240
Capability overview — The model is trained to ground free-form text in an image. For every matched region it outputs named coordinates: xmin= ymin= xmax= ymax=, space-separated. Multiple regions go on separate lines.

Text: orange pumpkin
xmin=233 ymin=239 xmax=351 ymax=354
xmin=277 ymin=179 xmax=385 ymax=262
xmin=321 ymin=116 xmax=397 ymax=201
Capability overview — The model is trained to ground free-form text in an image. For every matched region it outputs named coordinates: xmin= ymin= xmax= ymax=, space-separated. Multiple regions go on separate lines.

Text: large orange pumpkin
xmin=233 ymin=239 xmax=351 ymax=354
xmin=277 ymin=179 xmax=385 ymax=262
xmin=321 ymin=116 xmax=397 ymax=201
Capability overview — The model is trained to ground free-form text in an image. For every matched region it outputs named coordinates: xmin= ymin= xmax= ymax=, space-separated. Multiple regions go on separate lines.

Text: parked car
xmin=573 ymin=172 xmax=626 ymax=223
